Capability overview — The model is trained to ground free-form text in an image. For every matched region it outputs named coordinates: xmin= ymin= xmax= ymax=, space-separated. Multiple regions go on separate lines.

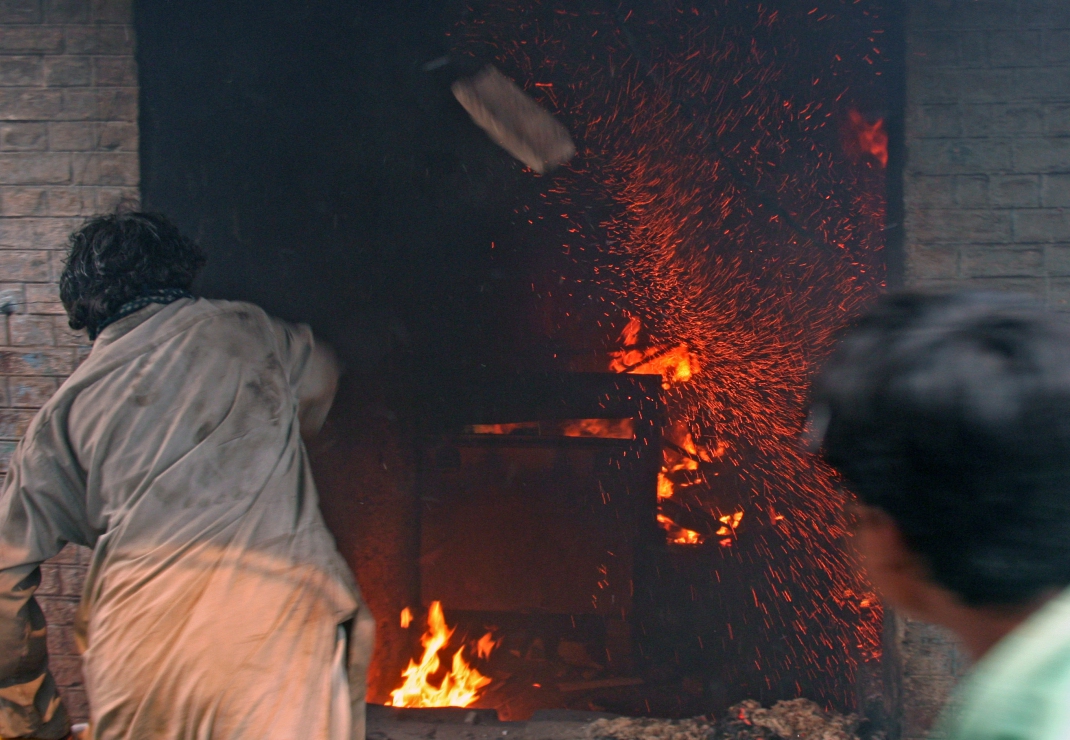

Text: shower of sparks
xmin=456 ymin=0 xmax=890 ymax=709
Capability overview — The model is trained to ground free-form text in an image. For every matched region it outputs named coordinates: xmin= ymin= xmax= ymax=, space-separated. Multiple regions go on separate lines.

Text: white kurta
xmin=0 ymin=298 xmax=374 ymax=740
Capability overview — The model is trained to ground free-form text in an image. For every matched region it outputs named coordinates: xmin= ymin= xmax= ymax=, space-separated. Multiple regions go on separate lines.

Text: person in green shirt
xmin=810 ymin=292 xmax=1070 ymax=740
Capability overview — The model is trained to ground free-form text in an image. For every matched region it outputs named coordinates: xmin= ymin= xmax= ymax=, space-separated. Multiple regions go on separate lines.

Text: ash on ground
xmin=587 ymin=699 xmax=867 ymax=740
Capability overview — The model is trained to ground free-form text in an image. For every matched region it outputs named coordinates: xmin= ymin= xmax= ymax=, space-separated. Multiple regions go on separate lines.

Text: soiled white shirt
xmin=0 ymin=298 xmax=374 ymax=740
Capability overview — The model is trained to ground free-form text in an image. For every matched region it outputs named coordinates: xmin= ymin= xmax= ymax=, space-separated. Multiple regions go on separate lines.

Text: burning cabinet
xmin=417 ymin=373 xmax=663 ymax=617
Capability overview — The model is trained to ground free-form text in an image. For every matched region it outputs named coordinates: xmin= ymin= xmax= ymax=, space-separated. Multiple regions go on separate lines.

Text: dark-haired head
xmin=60 ymin=211 xmax=205 ymax=340
xmin=813 ymin=292 xmax=1070 ymax=607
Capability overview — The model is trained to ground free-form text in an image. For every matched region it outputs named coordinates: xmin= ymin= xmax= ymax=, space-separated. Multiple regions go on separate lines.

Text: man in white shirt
xmin=0 ymin=211 xmax=374 ymax=740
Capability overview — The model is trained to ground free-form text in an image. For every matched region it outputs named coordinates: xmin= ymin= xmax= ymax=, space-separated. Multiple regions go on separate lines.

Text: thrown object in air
xmin=451 ymin=65 xmax=576 ymax=174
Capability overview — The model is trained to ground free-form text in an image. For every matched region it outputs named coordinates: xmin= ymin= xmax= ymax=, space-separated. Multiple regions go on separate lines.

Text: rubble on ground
xmin=587 ymin=698 xmax=862 ymax=740
xmin=715 ymin=699 xmax=860 ymax=740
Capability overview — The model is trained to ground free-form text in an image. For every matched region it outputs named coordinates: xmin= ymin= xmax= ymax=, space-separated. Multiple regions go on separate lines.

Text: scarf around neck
xmin=91 ymin=288 xmax=194 ymax=340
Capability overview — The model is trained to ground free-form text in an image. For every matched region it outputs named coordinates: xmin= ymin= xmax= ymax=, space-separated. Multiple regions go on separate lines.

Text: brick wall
xmin=905 ymin=0 xmax=1070 ymax=301
xmin=897 ymin=0 xmax=1070 ymax=737
xmin=0 ymin=0 xmax=137 ymax=723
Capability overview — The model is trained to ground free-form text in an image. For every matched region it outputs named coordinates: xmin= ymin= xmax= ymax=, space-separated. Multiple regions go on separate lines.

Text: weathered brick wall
xmin=905 ymin=0 xmax=1070 ymax=300
xmin=898 ymin=0 xmax=1069 ymax=737
xmin=0 ymin=0 xmax=137 ymax=723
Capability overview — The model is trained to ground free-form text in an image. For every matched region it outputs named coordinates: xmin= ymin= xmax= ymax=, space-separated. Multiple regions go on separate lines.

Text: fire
xmin=657 ymin=427 xmax=700 ymax=501
xmin=476 ymin=632 xmax=499 ymax=660
xmin=716 ymin=510 xmax=745 ymax=547
xmin=634 ymin=344 xmax=696 ymax=387
xmin=611 ymin=320 xmax=711 ymax=544
xmin=656 ymin=429 xmax=706 ymax=544
xmin=610 ymin=318 xmax=698 ymax=389
xmin=559 ymin=417 xmax=635 ymax=439
xmin=619 ymin=315 xmax=641 ymax=347
xmin=848 ymin=110 xmax=888 ymax=168
xmin=400 ymin=607 xmax=413 ymax=629
xmin=470 ymin=422 xmax=533 ymax=435
xmin=717 ymin=510 xmax=744 ymax=536
xmin=656 ymin=471 xmax=675 ymax=501
xmin=469 ymin=418 xmax=635 ymax=439
xmin=389 ymin=602 xmax=495 ymax=708
xmin=655 ymin=428 xmax=707 ymax=545
xmin=657 ymin=513 xmax=704 ymax=545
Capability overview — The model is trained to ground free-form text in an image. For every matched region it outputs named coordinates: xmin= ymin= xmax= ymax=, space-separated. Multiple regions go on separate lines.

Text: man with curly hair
xmin=0 ymin=212 xmax=374 ymax=740
xmin=811 ymin=292 xmax=1070 ymax=740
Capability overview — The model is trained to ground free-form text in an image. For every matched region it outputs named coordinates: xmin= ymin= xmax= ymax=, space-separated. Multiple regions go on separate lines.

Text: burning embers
xmin=610 ymin=317 xmax=696 ymax=389
xmin=469 ymin=418 xmax=636 ymax=439
xmin=609 ymin=318 xmax=742 ymax=546
xmin=390 ymin=602 xmax=497 ymax=708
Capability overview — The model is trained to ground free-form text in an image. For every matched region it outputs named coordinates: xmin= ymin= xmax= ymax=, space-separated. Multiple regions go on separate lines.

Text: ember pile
xmin=587 ymin=699 xmax=866 ymax=740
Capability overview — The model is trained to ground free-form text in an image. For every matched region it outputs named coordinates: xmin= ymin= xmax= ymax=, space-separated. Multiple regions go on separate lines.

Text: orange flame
xmin=634 ymin=344 xmax=696 ymax=387
xmin=610 ymin=320 xmax=713 ymax=544
xmin=655 ymin=433 xmax=706 ymax=544
xmin=654 ymin=434 xmax=706 ymax=543
xmin=400 ymin=607 xmax=413 ymax=629
xmin=848 ymin=110 xmax=888 ymax=168
xmin=390 ymin=602 xmax=494 ymax=708
xmin=654 ymin=423 xmax=717 ymax=543
xmin=469 ymin=418 xmax=635 ymax=439
xmin=657 ymin=513 xmax=704 ymax=545
xmin=470 ymin=422 xmax=533 ymax=435
xmin=657 ymin=427 xmax=700 ymax=501
xmin=716 ymin=510 xmax=744 ymax=547
xmin=476 ymin=632 xmax=500 ymax=660
xmin=656 ymin=471 xmax=675 ymax=501
xmin=559 ymin=417 xmax=635 ymax=439
xmin=610 ymin=317 xmax=697 ymax=389
xmin=619 ymin=316 xmax=641 ymax=347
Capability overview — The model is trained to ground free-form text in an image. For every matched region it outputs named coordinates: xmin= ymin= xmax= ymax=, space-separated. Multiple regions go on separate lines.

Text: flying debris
xmin=422 ymin=55 xmax=451 ymax=71
xmin=452 ymin=65 xmax=576 ymax=174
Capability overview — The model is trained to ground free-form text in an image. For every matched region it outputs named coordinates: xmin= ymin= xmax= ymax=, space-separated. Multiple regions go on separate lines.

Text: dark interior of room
xmin=136 ymin=0 xmax=902 ymax=725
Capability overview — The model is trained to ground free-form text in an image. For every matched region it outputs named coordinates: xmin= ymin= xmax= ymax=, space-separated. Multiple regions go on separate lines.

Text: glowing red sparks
xmin=459 ymin=0 xmax=890 ymax=706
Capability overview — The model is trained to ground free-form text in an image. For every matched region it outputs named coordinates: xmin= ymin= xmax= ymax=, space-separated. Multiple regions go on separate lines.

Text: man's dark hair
xmin=813 ymin=292 xmax=1070 ymax=606
xmin=60 ymin=211 xmax=205 ymax=339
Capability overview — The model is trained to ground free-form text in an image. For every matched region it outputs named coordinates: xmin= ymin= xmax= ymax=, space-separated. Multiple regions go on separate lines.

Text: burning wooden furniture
xmin=401 ymin=372 xmax=663 ymax=719
xmin=418 ymin=372 xmax=662 ymax=614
